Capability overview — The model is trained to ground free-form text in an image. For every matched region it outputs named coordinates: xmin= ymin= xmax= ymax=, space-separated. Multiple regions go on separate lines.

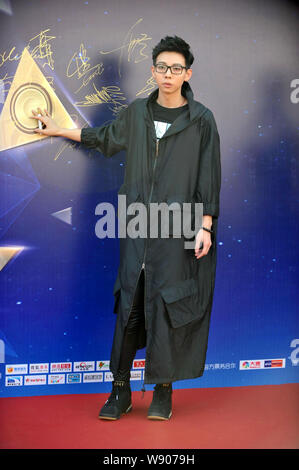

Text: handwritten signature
xmin=66 ymin=43 xmax=104 ymax=94
xmin=99 ymin=18 xmax=152 ymax=77
xmin=25 ymin=29 xmax=56 ymax=70
xmin=0 ymin=28 xmax=56 ymax=71
xmin=54 ymin=122 xmax=96 ymax=161
xmin=0 ymin=46 xmax=21 ymax=68
xmin=136 ymin=76 xmax=156 ymax=96
xmin=74 ymin=83 xmax=127 ymax=115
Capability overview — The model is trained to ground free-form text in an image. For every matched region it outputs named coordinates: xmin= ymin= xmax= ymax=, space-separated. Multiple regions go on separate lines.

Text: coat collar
xmin=144 ymin=82 xmax=208 ymax=139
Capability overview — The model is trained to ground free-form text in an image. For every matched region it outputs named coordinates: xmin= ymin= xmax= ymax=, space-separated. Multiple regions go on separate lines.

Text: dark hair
xmin=152 ymin=35 xmax=194 ymax=69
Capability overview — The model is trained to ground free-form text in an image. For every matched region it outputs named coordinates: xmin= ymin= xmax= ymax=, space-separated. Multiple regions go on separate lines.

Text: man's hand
xmin=194 ymin=228 xmax=212 ymax=259
xmin=29 ymin=107 xmax=61 ymax=136
xmin=194 ymin=215 xmax=213 ymax=259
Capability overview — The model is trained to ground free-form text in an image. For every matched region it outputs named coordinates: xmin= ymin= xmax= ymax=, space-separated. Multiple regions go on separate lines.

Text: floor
xmin=0 ymin=383 xmax=298 ymax=449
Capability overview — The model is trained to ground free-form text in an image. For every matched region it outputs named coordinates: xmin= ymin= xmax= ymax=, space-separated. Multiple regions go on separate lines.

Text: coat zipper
xmin=121 ymin=104 xmax=159 ymax=394
xmin=140 ymin=137 xmax=159 ymax=327
xmin=125 ymin=140 xmax=159 ymax=331
xmin=141 ymin=137 xmax=159 ymax=398
xmin=149 ymin=139 xmax=159 ymax=202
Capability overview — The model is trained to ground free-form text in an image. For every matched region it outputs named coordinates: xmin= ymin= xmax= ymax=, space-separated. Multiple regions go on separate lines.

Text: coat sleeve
xmin=80 ymin=105 xmax=129 ymax=157
xmin=195 ymin=110 xmax=221 ymax=218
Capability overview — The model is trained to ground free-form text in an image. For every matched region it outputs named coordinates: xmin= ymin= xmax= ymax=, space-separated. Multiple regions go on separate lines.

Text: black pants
xmin=114 ymin=269 xmax=146 ymax=383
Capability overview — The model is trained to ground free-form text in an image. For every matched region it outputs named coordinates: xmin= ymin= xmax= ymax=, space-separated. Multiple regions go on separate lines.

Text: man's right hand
xmin=29 ymin=107 xmax=61 ymax=136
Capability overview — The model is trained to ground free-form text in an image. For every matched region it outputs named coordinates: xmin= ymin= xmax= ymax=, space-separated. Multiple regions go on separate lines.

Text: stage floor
xmin=0 ymin=383 xmax=298 ymax=449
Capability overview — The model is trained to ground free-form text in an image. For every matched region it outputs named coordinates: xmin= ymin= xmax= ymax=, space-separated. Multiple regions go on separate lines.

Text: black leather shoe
xmin=98 ymin=380 xmax=132 ymax=420
xmin=147 ymin=383 xmax=172 ymax=420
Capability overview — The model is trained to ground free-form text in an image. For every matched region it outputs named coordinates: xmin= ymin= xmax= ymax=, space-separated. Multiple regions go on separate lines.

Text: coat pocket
xmin=160 ymin=278 xmax=203 ymax=328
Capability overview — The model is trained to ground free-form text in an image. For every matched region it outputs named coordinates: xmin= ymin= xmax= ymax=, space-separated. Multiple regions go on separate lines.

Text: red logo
xmin=133 ymin=359 xmax=145 ymax=369
xmin=250 ymin=361 xmax=261 ymax=369
xmin=271 ymin=360 xmax=283 ymax=368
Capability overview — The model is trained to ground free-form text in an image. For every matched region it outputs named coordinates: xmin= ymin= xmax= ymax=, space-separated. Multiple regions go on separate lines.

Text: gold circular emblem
xmin=10 ymin=83 xmax=52 ymax=134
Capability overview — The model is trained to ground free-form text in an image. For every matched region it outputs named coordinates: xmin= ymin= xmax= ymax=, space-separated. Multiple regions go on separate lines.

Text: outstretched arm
xmin=29 ymin=105 xmax=129 ymax=157
xmin=29 ymin=108 xmax=81 ymax=141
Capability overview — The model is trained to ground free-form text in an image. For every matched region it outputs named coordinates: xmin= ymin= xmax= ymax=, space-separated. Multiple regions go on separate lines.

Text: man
xmin=30 ymin=36 xmax=221 ymax=421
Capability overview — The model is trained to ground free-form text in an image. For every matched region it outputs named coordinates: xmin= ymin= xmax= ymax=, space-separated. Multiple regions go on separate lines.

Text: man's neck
xmin=156 ymin=89 xmax=186 ymax=108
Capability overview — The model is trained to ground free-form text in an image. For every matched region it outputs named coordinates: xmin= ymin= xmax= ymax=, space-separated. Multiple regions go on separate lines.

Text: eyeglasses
xmin=154 ymin=63 xmax=188 ymax=75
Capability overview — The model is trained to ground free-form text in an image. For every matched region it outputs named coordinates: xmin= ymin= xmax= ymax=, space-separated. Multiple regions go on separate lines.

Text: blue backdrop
xmin=0 ymin=0 xmax=298 ymax=397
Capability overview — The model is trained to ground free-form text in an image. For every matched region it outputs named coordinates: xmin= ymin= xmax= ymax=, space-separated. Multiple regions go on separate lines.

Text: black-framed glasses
xmin=154 ymin=63 xmax=188 ymax=75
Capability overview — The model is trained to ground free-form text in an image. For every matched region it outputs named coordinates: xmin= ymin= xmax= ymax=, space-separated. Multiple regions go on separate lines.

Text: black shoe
xmin=98 ymin=380 xmax=132 ymax=420
xmin=147 ymin=383 xmax=172 ymax=420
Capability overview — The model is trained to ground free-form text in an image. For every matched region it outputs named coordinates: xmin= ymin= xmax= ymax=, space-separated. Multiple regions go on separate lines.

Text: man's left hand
xmin=194 ymin=228 xmax=212 ymax=259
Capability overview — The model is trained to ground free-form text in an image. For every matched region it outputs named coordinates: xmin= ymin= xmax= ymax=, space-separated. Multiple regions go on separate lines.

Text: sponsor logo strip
xmin=239 ymin=359 xmax=285 ymax=370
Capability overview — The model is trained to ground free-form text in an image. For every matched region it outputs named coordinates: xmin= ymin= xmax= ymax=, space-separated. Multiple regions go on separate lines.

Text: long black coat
xmin=81 ymin=82 xmax=221 ymax=385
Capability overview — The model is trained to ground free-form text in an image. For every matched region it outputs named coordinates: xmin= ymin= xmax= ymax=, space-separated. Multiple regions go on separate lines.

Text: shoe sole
xmin=147 ymin=410 xmax=172 ymax=421
xmin=98 ymin=403 xmax=132 ymax=420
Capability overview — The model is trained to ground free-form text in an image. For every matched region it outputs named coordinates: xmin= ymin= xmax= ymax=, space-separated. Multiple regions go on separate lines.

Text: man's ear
xmin=184 ymin=68 xmax=193 ymax=82
xmin=151 ymin=65 xmax=156 ymax=80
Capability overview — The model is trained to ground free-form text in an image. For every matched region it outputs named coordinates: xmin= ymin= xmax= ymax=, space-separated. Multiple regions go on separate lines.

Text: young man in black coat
xmin=30 ymin=36 xmax=221 ymax=421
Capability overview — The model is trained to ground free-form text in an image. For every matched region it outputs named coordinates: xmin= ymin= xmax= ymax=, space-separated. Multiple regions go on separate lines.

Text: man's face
xmin=151 ymin=51 xmax=192 ymax=96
